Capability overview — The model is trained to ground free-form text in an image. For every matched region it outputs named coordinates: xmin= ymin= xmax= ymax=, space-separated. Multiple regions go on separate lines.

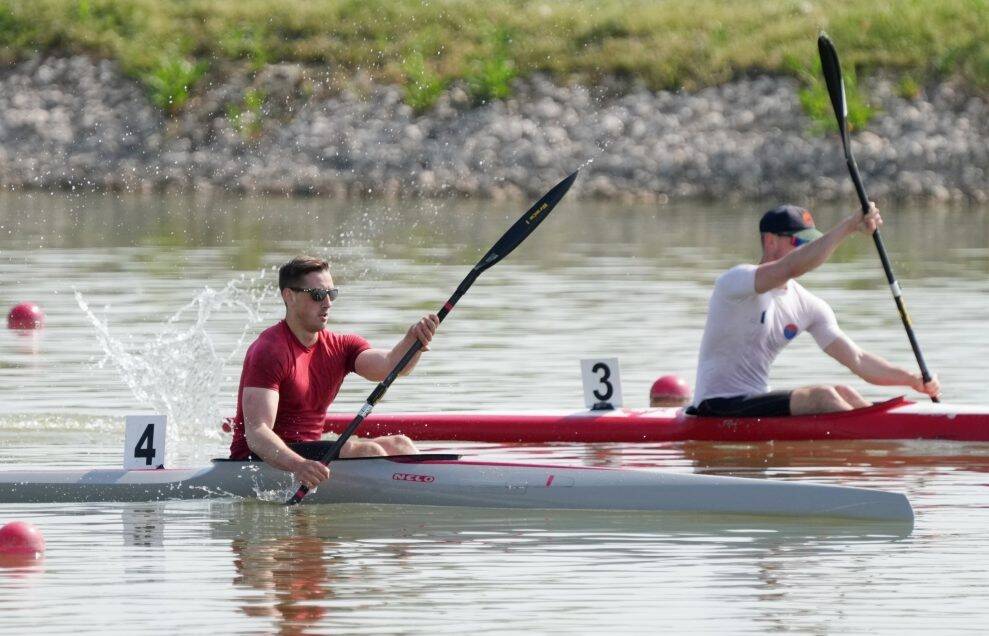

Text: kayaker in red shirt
xmin=229 ymin=256 xmax=439 ymax=489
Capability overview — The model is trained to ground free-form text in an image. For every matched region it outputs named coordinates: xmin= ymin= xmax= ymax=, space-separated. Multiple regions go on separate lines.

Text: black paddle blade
xmin=474 ymin=170 xmax=578 ymax=273
xmin=818 ymin=34 xmax=848 ymax=140
xmin=284 ymin=171 xmax=579 ymax=505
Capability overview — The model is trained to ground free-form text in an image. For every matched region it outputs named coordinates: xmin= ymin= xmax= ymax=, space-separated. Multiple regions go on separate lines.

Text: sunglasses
xmin=782 ymin=234 xmax=810 ymax=247
xmin=290 ymin=287 xmax=339 ymax=302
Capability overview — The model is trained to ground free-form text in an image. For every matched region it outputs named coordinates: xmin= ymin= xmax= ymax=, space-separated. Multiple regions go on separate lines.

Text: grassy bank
xmin=0 ymin=0 xmax=985 ymax=114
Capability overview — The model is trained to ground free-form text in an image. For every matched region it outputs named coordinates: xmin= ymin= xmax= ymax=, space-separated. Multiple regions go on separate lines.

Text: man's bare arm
xmin=354 ymin=314 xmax=439 ymax=381
xmin=242 ymin=387 xmax=330 ymax=488
xmin=824 ymin=336 xmax=941 ymax=398
xmin=754 ymin=204 xmax=881 ymax=293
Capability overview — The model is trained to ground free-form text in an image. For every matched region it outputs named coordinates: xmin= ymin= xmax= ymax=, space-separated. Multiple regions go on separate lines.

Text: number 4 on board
xmin=124 ymin=415 xmax=167 ymax=469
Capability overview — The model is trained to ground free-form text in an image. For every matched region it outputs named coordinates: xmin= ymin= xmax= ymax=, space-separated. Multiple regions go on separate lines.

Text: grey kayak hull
xmin=0 ymin=455 xmax=913 ymax=522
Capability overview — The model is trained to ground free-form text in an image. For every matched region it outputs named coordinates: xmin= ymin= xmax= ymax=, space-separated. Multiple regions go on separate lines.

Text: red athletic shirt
xmin=229 ymin=320 xmax=371 ymax=459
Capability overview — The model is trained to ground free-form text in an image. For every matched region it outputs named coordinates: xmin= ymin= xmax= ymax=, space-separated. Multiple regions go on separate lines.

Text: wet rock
xmin=0 ymin=57 xmax=986 ymax=201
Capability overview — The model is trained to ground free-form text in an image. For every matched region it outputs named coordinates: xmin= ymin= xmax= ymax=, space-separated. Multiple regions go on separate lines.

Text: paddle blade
xmin=474 ymin=170 xmax=578 ymax=273
xmin=818 ymin=34 xmax=848 ymax=140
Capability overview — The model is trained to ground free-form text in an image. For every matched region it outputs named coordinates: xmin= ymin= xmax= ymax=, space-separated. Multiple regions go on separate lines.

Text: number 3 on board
xmin=124 ymin=415 xmax=167 ymax=469
xmin=580 ymin=358 xmax=623 ymax=410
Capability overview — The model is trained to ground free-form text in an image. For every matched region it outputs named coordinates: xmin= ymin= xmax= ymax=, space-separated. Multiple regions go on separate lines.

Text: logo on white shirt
xmin=783 ymin=323 xmax=799 ymax=340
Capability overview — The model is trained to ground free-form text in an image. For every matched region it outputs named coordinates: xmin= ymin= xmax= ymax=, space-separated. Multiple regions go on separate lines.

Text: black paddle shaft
xmin=286 ymin=170 xmax=579 ymax=504
xmin=818 ymin=34 xmax=937 ymax=402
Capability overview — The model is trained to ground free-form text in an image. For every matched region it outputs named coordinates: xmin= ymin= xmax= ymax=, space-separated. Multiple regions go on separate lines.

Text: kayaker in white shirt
xmin=690 ymin=204 xmax=941 ymax=417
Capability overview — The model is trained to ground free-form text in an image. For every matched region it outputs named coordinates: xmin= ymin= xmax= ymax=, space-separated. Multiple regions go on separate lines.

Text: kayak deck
xmin=0 ymin=454 xmax=913 ymax=522
xmin=321 ymin=397 xmax=989 ymax=443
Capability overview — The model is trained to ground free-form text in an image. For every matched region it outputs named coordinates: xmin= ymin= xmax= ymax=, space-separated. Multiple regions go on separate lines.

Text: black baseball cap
xmin=759 ymin=204 xmax=823 ymax=242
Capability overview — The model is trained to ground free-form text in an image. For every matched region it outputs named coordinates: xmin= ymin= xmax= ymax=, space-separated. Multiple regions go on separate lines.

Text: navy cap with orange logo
xmin=759 ymin=204 xmax=823 ymax=243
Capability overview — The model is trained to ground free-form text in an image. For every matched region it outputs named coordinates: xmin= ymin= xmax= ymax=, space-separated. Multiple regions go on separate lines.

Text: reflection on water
xmin=0 ymin=493 xmax=915 ymax=633
xmin=4 ymin=192 xmax=989 ymax=272
xmin=3 ymin=437 xmax=989 ymax=632
xmin=218 ymin=502 xmax=914 ymax=634
xmin=2 ymin=192 xmax=989 ymax=631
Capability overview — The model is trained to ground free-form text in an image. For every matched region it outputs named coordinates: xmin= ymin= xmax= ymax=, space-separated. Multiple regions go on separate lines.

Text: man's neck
xmin=285 ymin=315 xmax=319 ymax=347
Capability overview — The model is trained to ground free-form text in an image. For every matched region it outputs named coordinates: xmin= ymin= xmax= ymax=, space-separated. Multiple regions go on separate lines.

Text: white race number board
xmin=580 ymin=358 xmax=623 ymax=409
xmin=124 ymin=415 xmax=166 ymax=469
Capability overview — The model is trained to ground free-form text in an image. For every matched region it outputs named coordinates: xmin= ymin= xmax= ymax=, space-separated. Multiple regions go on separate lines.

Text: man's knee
xmin=813 ymin=386 xmax=846 ymax=409
xmin=834 ymin=384 xmax=865 ymax=401
xmin=831 ymin=384 xmax=848 ymax=396
xmin=793 ymin=385 xmax=852 ymax=414
xmin=340 ymin=439 xmax=387 ymax=458
xmin=377 ymin=434 xmax=418 ymax=455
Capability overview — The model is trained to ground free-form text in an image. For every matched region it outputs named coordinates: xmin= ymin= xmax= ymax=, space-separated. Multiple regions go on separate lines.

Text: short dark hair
xmin=279 ymin=256 xmax=329 ymax=290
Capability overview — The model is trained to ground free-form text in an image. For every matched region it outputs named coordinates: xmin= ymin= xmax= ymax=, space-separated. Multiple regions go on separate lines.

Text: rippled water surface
xmin=1 ymin=192 xmax=989 ymax=633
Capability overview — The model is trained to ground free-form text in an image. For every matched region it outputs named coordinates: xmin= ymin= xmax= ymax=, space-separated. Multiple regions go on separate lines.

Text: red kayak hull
xmin=323 ymin=397 xmax=989 ymax=443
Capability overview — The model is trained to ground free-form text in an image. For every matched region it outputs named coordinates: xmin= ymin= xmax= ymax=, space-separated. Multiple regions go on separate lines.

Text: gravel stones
xmin=0 ymin=56 xmax=985 ymax=201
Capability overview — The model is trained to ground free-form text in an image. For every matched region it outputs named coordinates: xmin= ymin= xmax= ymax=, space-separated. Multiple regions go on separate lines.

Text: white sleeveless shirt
xmin=691 ymin=264 xmax=844 ymax=406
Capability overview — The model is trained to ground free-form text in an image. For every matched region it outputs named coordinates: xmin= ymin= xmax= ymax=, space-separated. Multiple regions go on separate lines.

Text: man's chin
xmin=302 ymin=318 xmax=327 ymax=332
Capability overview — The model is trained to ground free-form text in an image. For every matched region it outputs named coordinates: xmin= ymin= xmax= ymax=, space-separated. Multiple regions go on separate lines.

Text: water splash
xmin=75 ymin=271 xmax=277 ymax=464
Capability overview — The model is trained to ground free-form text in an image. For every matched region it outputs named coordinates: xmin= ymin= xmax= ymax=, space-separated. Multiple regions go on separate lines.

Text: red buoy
xmin=0 ymin=521 xmax=46 ymax=556
xmin=7 ymin=302 xmax=45 ymax=330
xmin=650 ymin=375 xmax=691 ymax=407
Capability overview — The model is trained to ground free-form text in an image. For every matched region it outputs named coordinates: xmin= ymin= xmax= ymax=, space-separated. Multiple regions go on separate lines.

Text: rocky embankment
xmin=0 ymin=56 xmax=985 ymax=201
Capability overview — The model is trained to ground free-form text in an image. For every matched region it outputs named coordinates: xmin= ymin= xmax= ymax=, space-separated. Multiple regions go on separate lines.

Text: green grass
xmin=146 ymin=56 xmax=208 ymax=114
xmin=793 ymin=56 xmax=876 ymax=132
xmin=402 ymin=51 xmax=447 ymax=114
xmin=226 ymin=88 xmax=267 ymax=139
xmin=0 ymin=0 xmax=985 ymax=116
xmin=463 ymin=26 xmax=517 ymax=105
